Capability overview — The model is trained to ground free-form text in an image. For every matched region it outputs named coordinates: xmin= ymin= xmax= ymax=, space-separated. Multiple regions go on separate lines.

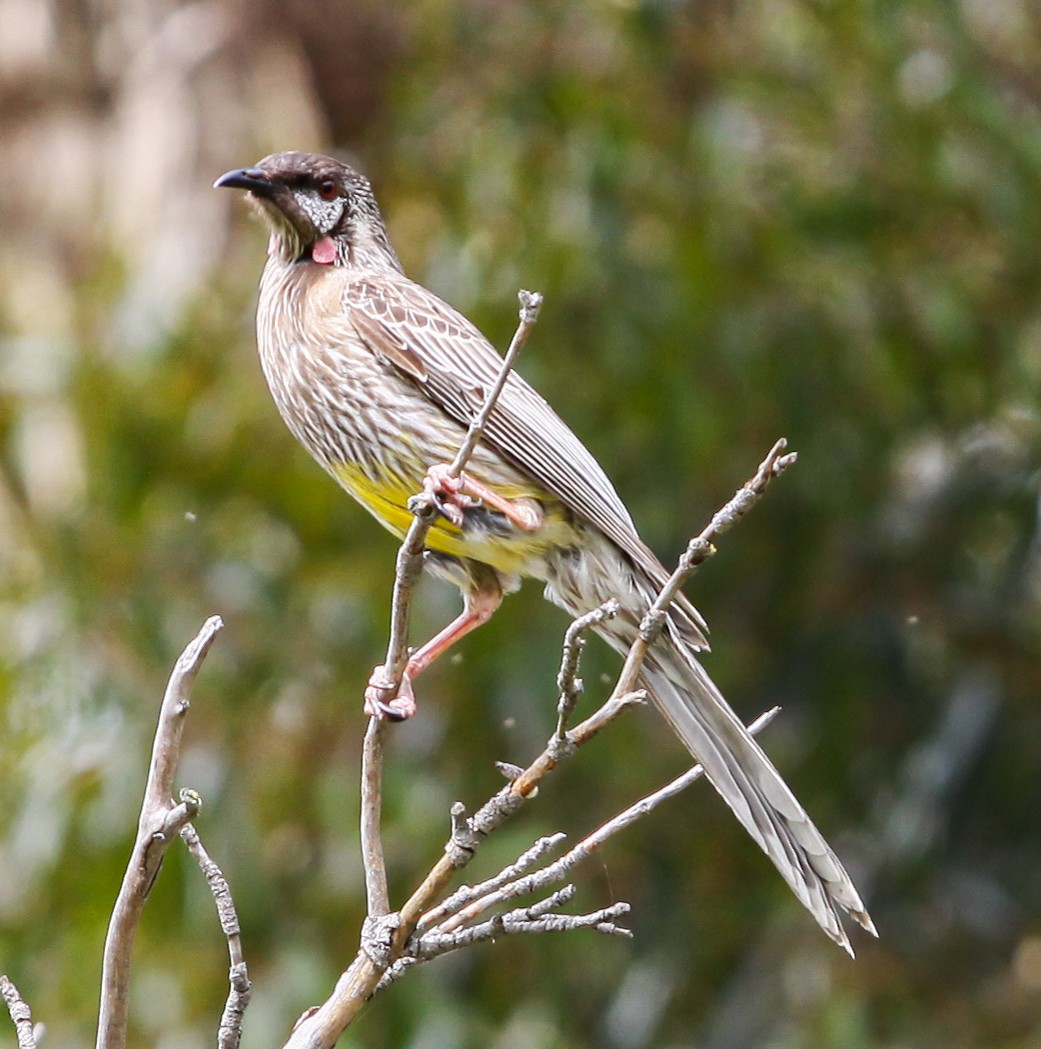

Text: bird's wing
xmin=344 ymin=274 xmax=709 ymax=644
xmin=347 ymin=276 xmax=638 ymax=540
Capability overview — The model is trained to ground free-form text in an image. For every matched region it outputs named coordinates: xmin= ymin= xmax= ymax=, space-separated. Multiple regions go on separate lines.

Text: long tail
xmin=640 ymin=640 xmax=875 ymax=954
xmin=545 ymin=538 xmax=876 ymax=954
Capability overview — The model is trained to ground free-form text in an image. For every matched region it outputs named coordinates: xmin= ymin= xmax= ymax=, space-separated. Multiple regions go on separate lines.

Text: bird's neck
xmin=266 ymin=226 xmax=403 ymax=275
xmin=344 ymin=216 xmax=405 ymax=274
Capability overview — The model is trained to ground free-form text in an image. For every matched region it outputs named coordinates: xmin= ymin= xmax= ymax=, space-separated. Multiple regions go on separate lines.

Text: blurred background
xmin=2 ymin=0 xmax=1040 ymax=1046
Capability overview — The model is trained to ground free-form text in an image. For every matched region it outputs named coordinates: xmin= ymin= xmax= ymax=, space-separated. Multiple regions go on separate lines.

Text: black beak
xmin=213 ymin=167 xmax=276 ymax=197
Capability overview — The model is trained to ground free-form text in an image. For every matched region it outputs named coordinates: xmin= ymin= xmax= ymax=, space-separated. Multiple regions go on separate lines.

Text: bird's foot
xmin=422 ymin=464 xmax=544 ymax=532
xmin=421 ymin=464 xmax=477 ymax=527
xmin=364 ymin=666 xmax=418 ymax=721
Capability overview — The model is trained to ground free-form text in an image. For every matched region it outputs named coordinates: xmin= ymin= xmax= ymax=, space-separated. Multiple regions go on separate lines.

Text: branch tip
xmin=1 ymin=976 xmax=37 ymax=1049
xmin=517 ymin=289 xmax=543 ymax=324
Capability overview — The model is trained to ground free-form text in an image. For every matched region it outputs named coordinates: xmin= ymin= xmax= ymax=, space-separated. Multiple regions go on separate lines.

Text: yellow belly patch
xmin=332 ymin=461 xmax=567 ymax=576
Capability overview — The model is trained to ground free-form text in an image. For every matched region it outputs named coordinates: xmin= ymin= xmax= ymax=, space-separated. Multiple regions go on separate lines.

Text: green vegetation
xmin=2 ymin=1 xmax=1040 ymax=1046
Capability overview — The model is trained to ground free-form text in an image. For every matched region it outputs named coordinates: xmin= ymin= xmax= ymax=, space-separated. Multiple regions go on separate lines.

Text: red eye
xmin=318 ymin=179 xmax=338 ymax=201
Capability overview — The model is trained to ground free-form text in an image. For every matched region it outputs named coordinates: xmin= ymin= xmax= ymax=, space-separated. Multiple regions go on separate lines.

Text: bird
xmin=215 ymin=150 xmax=875 ymax=954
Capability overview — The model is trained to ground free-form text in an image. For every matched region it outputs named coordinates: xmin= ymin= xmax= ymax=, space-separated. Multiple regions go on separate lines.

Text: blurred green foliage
xmin=2 ymin=0 xmax=1041 ymax=1047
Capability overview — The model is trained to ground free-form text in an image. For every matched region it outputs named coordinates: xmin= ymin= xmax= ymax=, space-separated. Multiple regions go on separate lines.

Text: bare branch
xmin=96 ymin=615 xmax=223 ymax=1049
xmin=422 ymin=708 xmax=779 ymax=939
xmin=390 ymin=440 xmax=792 ymax=951
xmin=377 ymin=898 xmax=631 ymax=991
xmin=283 ymin=434 xmax=795 ymax=1049
xmin=554 ymin=600 xmax=620 ymax=741
xmin=180 ymin=823 xmax=252 ymax=1049
xmin=360 ymin=719 xmax=389 ymax=917
xmin=613 ymin=439 xmax=796 ymax=708
xmin=379 ymin=289 xmax=544 ymax=690
xmin=1 ymin=976 xmax=38 ymax=1049
xmin=417 ymin=833 xmax=567 ymax=932
xmin=412 ymin=900 xmax=632 ymax=962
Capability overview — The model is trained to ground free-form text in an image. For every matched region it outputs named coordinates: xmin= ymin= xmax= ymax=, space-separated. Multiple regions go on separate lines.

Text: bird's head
xmin=214 ymin=151 xmax=401 ymax=270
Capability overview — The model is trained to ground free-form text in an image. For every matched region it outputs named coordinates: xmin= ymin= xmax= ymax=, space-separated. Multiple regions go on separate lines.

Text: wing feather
xmin=346 ymin=275 xmax=709 ymax=642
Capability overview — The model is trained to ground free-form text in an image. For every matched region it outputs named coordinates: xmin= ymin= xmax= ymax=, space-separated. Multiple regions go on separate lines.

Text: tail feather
xmin=643 ymin=643 xmax=874 ymax=952
xmin=643 ymin=638 xmax=874 ymax=953
xmin=544 ymin=535 xmax=874 ymax=953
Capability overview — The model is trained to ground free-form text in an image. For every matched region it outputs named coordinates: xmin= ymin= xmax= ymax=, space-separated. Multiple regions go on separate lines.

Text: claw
xmin=422 ymin=464 xmax=475 ymax=526
xmin=421 ymin=463 xmax=544 ymax=533
xmin=364 ymin=665 xmax=418 ymax=721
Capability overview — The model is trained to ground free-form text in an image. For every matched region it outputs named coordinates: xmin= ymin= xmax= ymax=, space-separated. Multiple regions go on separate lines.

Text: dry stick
xmin=511 ymin=437 xmax=795 ymax=800
xmin=1 ymin=976 xmax=37 ymax=1049
xmin=95 ymin=615 xmax=224 ymax=1049
xmin=180 ymin=823 xmax=252 ymax=1049
xmin=356 ymin=292 xmax=544 ymax=932
xmin=430 ymin=708 xmax=782 ymax=937
xmin=379 ymin=710 xmax=781 ymax=990
xmin=360 ymin=718 xmax=390 ymax=917
xmin=378 ymin=895 xmax=629 ymax=991
xmin=380 ymin=288 xmax=545 ymax=691
xmin=366 ymin=442 xmax=799 ymax=974
xmin=416 ymin=833 xmax=567 ymax=933
xmin=412 ymin=900 xmax=632 ymax=962
xmin=554 ymin=601 xmax=620 ymax=741
xmin=385 ymin=441 xmax=794 ymax=958
xmin=281 ymin=431 xmax=789 ymax=1049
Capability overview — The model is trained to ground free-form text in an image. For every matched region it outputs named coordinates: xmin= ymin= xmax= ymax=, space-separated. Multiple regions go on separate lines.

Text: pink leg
xmin=364 ymin=582 xmax=504 ymax=721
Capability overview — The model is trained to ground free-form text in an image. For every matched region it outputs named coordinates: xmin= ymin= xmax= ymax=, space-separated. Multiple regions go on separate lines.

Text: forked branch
xmin=282 ymin=285 xmax=798 ymax=1049
xmin=94 ymin=615 xmax=251 ymax=1049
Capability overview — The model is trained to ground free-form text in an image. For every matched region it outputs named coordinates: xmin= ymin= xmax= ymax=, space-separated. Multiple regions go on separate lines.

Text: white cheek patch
xmin=295 ymin=192 xmax=345 ymax=234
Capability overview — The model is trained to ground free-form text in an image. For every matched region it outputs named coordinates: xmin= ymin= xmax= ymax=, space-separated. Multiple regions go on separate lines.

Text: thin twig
xmin=1 ymin=976 xmax=38 ymax=1049
xmin=426 ymin=708 xmax=780 ymax=937
xmin=395 ymin=438 xmax=795 ymax=913
xmin=412 ymin=900 xmax=632 ymax=961
xmin=371 ymin=706 xmax=777 ymax=993
xmin=283 ymin=438 xmax=793 ymax=1049
xmin=95 ymin=615 xmax=223 ymax=1049
xmin=377 ymin=899 xmax=631 ymax=991
xmin=380 ymin=289 xmax=544 ymax=690
xmin=554 ymin=601 xmax=619 ymax=741
xmin=360 ymin=719 xmax=389 ymax=917
xmin=416 ymin=833 xmax=567 ymax=932
xmin=619 ymin=439 xmax=796 ymax=693
xmin=180 ymin=823 xmax=252 ymax=1049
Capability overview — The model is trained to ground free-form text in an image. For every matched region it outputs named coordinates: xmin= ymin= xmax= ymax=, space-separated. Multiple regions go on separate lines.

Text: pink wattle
xmin=312 ymin=236 xmax=337 ymax=265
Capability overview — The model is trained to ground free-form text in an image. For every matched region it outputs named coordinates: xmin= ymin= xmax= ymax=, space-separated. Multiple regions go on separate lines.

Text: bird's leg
xmin=364 ymin=581 xmax=504 ymax=721
xmin=423 ymin=464 xmax=544 ymax=532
